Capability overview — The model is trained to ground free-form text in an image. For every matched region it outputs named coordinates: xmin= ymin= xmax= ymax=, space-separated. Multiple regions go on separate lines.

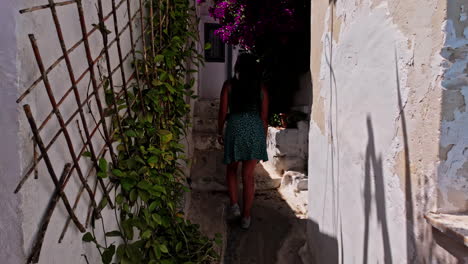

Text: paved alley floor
xmin=186 ymin=189 xmax=308 ymax=264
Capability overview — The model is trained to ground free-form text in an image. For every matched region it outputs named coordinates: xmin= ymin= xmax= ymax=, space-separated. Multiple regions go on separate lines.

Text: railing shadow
xmin=362 ymin=117 xmax=393 ymax=264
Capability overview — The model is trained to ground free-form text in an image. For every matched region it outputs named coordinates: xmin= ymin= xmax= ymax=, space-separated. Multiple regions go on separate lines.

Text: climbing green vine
xmin=82 ymin=0 xmax=220 ymax=263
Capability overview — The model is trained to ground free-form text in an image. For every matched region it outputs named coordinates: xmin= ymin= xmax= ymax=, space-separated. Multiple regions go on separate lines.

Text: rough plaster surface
xmin=0 ymin=0 xmax=143 ymax=262
xmin=0 ymin=0 xmax=25 ymax=262
xmin=438 ymin=0 xmax=468 ymax=213
xmin=307 ymin=0 xmax=467 ymax=263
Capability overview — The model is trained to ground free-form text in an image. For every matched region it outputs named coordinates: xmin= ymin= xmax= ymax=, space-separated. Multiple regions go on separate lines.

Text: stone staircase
xmin=189 ymin=99 xmax=225 ymax=191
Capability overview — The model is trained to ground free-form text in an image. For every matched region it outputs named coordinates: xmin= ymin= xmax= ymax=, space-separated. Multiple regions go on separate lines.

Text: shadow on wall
xmin=309 ymin=2 xmax=419 ymax=261
xmin=394 ymin=49 xmax=417 ymax=263
xmin=309 ymin=0 xmax=468 ymax=262
xmin=362 ymin=117 xmax=393 ymax=264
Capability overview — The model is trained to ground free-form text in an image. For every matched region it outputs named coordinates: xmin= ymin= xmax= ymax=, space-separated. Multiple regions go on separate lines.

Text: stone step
xmin=278 ymin=171 xmax=308 ymax=215
xmin=193 ymin=116 xmax=218 ymax=133
xmin=193 ymin=132 xmax=223 ymax=151
xmin=194 ymin=99 xmax=219 ymax=119
xmin=265 ymin=155 xmax=307 ymax=174
xmin=189 ymin=150 xmax=282 ymax=192
xmin=280 ymin=171 xmax=308 ymax=192
xmin=189 ymin=150 xmax=226 ymax=191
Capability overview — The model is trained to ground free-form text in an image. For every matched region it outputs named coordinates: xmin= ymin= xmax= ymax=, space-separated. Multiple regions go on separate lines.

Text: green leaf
xmin=160 ymin=72 xmax=169 ymax=82
xmin=122 ymin=220 xmax=134 ymax=240
xmin=159 ymin=244 xmax=169 ymax=254
xmin=147 ymin=156 xmax=158 ymax=167
xmin=99 ymin=158 xmax=107 ymax=172
xmin=135 ymin=156 xmax=146 ymax=164
xmin=152 ymin=214 xmax=162 ymax=225
xmin=101 ymin=245 xmax=115 ymax=264
xmin=204 ymin=43 xmax=212 ymax=50
xmin=115 ymin=194 xmax=124 ymax=205
xmin=149 ymin=201 xmax=158 ymax=212
xmin=153 ymin=185 xmax=166 ymax=194
xmin=112 ymin=169 xmax=124 ymax=177
xmin=117 ymin=144 xmax=126 ymax=152
xmin=105 ymin=230 xmax=122 ymax=237
xmin=98 ymin=197 xmax=108 ymax=209
xmin=129 ymin=189 xmax=138 ymax=202
xmin=154 ymin=54 xmax=164 ymax=63
xmin=121 ymin=256 xmax=131 ymax=264
xmin=121 ymin=178 xmax=136 ymax=191
xmin=138 ymin=189 xmax=150 ymax=202
xmin=82 ymin=232 xmax=94 ymax=242
xmin=153 ymin=244 xmax=161 ymax=259
xmin=158 ymin=130 xmax=173 ymax=143
xmin=125 ymin=130 xmax=137 ymax=138
xmin=141 ymin=230 xmax=152 ymax=239
xmin=97 ymin=171 xmax=107 ymax=178
xmin=137 ymin=181 xmax=152 ymax=190
xmin=138 ymin=166 xmax=149 ymax=175
xmin=83 ymin=151 xmax=92 ymax=157
xmin=152 ymin=80 xmax=163 ymax=87
xmin=176 ymin=241 xmax=182 ymax=252
xmin=116 ymin=244 xmax=125 ymax=259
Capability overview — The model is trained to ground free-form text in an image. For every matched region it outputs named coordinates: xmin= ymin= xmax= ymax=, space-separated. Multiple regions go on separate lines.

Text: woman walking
xmin=217 ymin=53 xmax=269 ymax=229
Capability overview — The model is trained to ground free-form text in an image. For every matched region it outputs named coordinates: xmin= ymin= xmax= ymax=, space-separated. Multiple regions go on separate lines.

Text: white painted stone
xmin=0 ymin=1 xmax=142 ymax=262
xmin=307 ymin=0 xmax=468 ymax=262
xmin=0 ymin=0 xmax=25 ymax=262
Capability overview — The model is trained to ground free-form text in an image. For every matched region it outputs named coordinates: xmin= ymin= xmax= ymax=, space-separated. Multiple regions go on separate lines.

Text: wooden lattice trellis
xmin=15 ymin=0 xmax=149 ymax=262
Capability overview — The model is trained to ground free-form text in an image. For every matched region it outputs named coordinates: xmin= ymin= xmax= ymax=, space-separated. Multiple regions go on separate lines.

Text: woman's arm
xmin=217 ymin=81 xmax=230 ymax=145
xmin=260 ymin=84 xmax=269 ymax=135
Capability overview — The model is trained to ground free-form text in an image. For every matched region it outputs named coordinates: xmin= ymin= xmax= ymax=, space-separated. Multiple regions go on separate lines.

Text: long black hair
xmin=230 ymin=53 xmax=262 ymax=113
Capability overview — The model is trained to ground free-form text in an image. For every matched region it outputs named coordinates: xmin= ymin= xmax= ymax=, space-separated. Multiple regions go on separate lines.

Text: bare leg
xmin=226 ymin=162 xmax=240 ymax=205
xmin=241 ymin=160 xmax=257 ymax=217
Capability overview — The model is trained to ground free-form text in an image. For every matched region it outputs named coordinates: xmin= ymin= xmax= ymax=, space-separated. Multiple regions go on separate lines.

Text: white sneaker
xmin=241 ymin=217 xmax=251 ymax=229
xmin=229 ymin=204 xmax=241 ymax=218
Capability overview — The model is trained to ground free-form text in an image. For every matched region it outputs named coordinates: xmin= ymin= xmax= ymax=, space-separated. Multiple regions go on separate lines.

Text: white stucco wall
xmin=198 ymin=14 xmax=228 ymax=99
xmin=0 ymin=0 xmax=26 ymax=262
xmin=0 ymin=0 xmax=142 ymax=262
xmin=196 ymin=0 xmax=239 ymax=99
xmin=307 ymin=0 xmax=467 ymax=263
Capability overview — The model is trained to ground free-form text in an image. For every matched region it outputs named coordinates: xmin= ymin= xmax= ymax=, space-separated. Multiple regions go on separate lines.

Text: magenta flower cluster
xmin=198 ymin=0 xmax=295 ymax=49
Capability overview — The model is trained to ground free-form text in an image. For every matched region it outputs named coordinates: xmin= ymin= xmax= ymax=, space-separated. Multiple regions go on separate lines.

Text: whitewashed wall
xmin=1 ymin=0 xmax=142 ymax=262
xmin=196 ymin=0 xmax=239 ymax=99
xmin=0 ymin=0 xmax=25 ymax=263
xmin=307 ymin=0 xmax=468 ymax=263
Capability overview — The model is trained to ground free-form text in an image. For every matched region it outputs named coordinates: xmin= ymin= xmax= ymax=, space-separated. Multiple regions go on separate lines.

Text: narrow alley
xmin=0 ymin=0 xmax=467 ymax=263
xmin=186 ymin=99 xmax=311 ymax=263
